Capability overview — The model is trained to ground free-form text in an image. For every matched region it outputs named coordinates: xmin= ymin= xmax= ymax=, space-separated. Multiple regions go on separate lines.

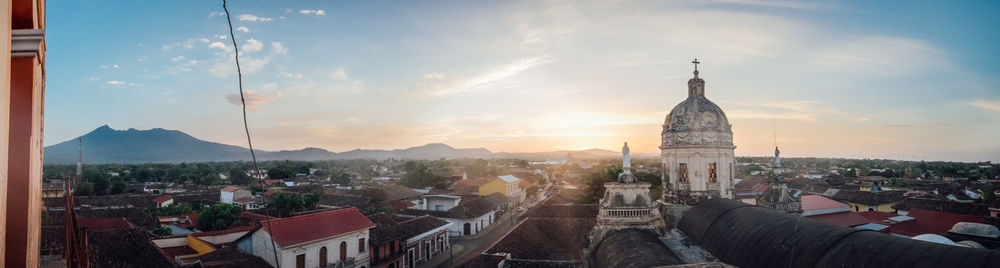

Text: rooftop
xmin=260 ymin=207 xmax=375 ymax=247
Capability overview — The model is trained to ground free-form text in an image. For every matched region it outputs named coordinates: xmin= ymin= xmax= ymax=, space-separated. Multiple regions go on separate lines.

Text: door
xmin=320 ymin=246 xmax=327 ymax=266
xmin=340 ymin=241 xmax=348 ymax=261
xmin=407 ymin=249 xmax=414 ymax=268
xmin=463 ymin=223 xmax=470 ymax=235
xmin=296 ymin=254 xmax=305 ymax=268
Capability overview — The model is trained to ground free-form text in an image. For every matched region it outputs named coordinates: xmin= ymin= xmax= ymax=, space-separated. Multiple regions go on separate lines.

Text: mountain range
xmin=43 ymin=125 xmax=652 ymax=164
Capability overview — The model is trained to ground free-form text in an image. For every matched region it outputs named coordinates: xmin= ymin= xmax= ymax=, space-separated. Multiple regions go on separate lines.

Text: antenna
xmin=76 ymin=136 xmax=83 ymax=189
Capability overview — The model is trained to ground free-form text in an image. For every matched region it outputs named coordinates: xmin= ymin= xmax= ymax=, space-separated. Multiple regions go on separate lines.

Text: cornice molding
xmin=12 ymin=29 xmax=45 ymax=57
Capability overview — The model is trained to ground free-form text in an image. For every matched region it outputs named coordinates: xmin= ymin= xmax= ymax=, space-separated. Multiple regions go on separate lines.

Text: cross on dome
xmin=692 ymin=58 xmax=701 ymax=78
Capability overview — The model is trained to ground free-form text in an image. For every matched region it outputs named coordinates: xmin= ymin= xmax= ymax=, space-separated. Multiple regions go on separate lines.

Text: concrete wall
xmin=444 ymin=211 xmax=494 ymax=237
xmin=423 ymin=196 xmax=460 ymax=211
xmin=250 ymin=228 xmax=372 ymax=268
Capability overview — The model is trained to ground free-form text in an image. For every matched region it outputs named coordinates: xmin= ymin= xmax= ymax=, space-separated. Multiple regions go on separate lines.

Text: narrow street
xmin=426 ymin=183 xmax=560 ymax=267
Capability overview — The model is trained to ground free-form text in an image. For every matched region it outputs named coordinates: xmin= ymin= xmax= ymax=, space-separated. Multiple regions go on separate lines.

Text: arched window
xmin=319 ymin=246 xmax=328 ymax=266
xmin=679 ymin=163 xmax=688 ymax=183
xmin=340 ymin=241 xmax=347 ymax=261
xmin=708 ymin=163 xmax=717 ymax=183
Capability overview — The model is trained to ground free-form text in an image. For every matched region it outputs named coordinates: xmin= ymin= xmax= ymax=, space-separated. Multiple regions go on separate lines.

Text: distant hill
xmin=44 ymin=126 xmax=646 ymax=164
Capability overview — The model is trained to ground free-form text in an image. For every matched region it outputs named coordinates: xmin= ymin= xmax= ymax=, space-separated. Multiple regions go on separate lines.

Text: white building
xmin=220 ymin=186 xmax=250 ymax=204
xmin=400 ymin=195 xmax=502 ymax=237
xmin=420 ymin=194 xmax=462 ymax=211
xmin=662 ymin=60 xmax=736 ymax=205
xmin=238 ymin=207 xmax=374 ymax=268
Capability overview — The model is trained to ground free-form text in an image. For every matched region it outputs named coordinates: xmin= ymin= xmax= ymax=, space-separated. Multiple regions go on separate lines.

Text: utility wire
xmin=222 ymin=1 xmax=280 ymax=267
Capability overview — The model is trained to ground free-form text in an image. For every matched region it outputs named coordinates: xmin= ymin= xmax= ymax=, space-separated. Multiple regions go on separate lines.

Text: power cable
xmin=222 ymin=1 xmax=280 ymax=266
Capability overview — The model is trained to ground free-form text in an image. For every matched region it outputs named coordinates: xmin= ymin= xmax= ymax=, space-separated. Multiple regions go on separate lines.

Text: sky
xmin=44 ymin=0 xmax=1000 ymax=162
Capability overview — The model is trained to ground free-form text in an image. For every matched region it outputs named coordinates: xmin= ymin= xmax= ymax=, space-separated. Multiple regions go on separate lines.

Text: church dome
xmin=661 ymin=63 xmax=733 ymax=148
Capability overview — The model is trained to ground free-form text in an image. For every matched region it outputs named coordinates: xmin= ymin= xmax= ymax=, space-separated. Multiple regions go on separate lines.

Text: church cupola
xmin=688 ymin=58 xmax=705 ymax=97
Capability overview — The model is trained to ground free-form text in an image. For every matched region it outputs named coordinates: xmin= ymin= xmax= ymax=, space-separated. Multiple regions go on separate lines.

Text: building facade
xmin=239 ymin=208 xmax=374 ymax=268
xmin=479 ymin=175 xmax=524 ymax=207
xmin=662 ymin=60 xmax=736 ymax=205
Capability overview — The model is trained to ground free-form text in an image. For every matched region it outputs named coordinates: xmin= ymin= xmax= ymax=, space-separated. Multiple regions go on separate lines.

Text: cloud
xmin=299 ymin=9 xmax=327 ymax=16
xmin=85 ymin=77 xmax=99 ymax=81
xmin=330 ymin=66 xmax=349 ymax=80
xmin=415 ymin=57 xmax=550 ymax=98
xmin=726 ymin=100 xmax=842 ymax=122
xmin=236 ymin=26 xmax=249 ymax=33
xmin=225 ymin=90 xmax=282 ymax=111
xmin=217 ymin=34 xmax=227 ymax=40
xmin=105 ymin=80 xmax=125 ymax=86
xmin=137 ymin=56 xmax=147 ymax=62
xmin=209 ymin=42 xmax=231 ymax=51
xmin=856 ymin=117 xmax=870 ymax=122
xmin=422 ymin=72 xmax=447 ymax=80
xmin=238 ymin=14 xmax=274 ymax=22
xmin=112 ymin=64 xmax=120 ymax=69
xmin=279 ymin=71 xmax=303 ymax=79
xmin=208 ymin=11 xmax=226 ymax=18
xmin=243 ymin=38 xmax=263 ymax=52
xmin=271 ymin=42 xmax=288 ymax=54
xmin=168 ymin=57 xmax=199 ymax=73
xmin=969 ymin=100 xmax=1000 ymax=112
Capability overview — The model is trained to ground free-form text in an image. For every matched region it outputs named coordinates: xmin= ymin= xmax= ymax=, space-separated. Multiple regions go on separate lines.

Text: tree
xmin=577 ymin=167 xmax=620 ymax=204
xmin=153 ymin=225 xmax=173 ymax=236
xmin=526 ymin=185 xmax=540 ymax=199
xmin=156 ymin=203 xmax=195 ymax=216
xmin=109 ymin=179 xmax=127 ymax=195
xmin=303 ymin=190 xmax=323 ymax=210
xmin=198 ymin=204 xmax=243 ymax=231
xmin=981 ymin=184 xmax=996 ymax=204
xmin=74 ymin=182 xmax=95 ymax=196
xmin=273 ymin=193 xmax=305 ymax=217
xmin=229 ymin=166 xmax=252 ymax=185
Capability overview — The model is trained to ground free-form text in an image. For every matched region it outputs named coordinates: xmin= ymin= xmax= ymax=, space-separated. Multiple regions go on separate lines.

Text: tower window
xmin=679 ymin=163 xmax=688 ymax=183
xmin=708 ymin=163 xmax=717 ymax=183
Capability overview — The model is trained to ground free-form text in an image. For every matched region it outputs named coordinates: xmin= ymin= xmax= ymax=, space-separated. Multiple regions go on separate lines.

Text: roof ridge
xmin=265 ymin=207 xmax=359 ymax=223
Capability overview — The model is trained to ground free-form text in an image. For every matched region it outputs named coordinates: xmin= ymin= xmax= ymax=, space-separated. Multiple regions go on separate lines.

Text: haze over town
xmin=43 ymin=0 xmax=1000 ymax=162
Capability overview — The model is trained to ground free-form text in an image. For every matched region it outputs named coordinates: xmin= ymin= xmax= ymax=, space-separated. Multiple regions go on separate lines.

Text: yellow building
xmin=831 ymin=189 xmax=905 ymax=213
xmin=479 ymin=175 xmax=524 ymax=207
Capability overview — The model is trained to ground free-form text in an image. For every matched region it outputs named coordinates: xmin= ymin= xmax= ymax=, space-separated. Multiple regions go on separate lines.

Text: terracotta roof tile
xmin=261 ymin=207 xmax=375 ymax=247
xmin=153 ymin=195 xmax=173 ymax=204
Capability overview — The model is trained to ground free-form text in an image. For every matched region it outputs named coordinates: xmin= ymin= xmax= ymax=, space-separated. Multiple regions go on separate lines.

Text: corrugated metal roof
xmin=499 ymin=175 xmax=521 ymax=183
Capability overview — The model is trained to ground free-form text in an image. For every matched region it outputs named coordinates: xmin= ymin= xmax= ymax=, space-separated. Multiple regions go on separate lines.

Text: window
xmin=437 ymin=235 xmax=444 ymax=251
xmin=340 ymin=241 xmax=348 ymax=261
xmin=708 ymin=163 xmax=717 ymax=183
xmin=359 ymin=238 xmax=366 ymax=253
xmin=679 ymin=163 xmax=688 ymax=183
xmin=463 ymin=223 xmax=471 ymax=235
xmin=435 ymin=204 xmax=443 ymax=210
xmin=320 ymin=246 xmax=328 ymax=266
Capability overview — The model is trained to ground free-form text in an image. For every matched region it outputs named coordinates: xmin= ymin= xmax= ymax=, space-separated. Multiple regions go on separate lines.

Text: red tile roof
xmin=183 ymin=213 xmax=200 ymax=229
xmin=77 ymin=217 xmax=137 ymax=231
xmin=518 ymin=180 xmax=533 ymax=189
xmin=220 ymin=186 xmax=240 ymax=192
xmin=859 ymin=211 xmax=898 ymax=223
xmin=889 ymin=209 xmax=985 ymax=237
xmin=750 ymin=183 xmax=769 ymax=193
xmin=153 ymin=195 xmax=173 ymax=204
xmin=807 ymin=212 xmax=869 ymax=227
xmin=260 ymin=207 xmax=375 ymax=247
xmin=800 ymin=195 xmax=848 ymax=212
